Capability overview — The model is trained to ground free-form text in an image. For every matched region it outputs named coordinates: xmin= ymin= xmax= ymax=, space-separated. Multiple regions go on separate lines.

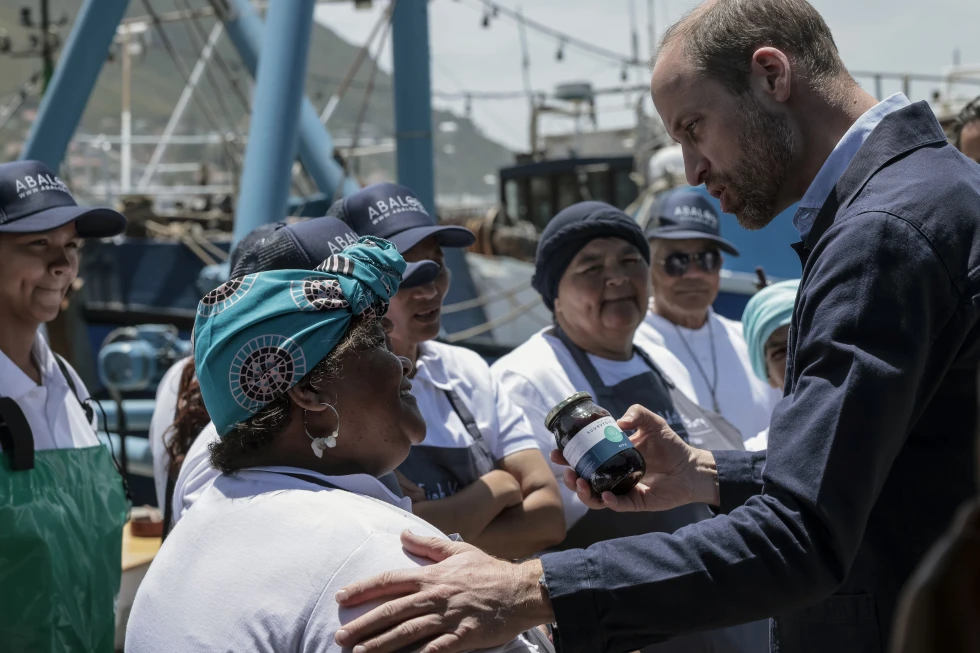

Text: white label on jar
xmin=562 ymin=416 xmax=625 ymax=471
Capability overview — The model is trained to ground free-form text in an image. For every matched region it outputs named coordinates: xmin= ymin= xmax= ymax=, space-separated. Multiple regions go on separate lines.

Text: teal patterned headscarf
xmin=193 ymin=236 xmax=405 ymax=436
xmin=741 ymin=279 xmax=800 ymax=383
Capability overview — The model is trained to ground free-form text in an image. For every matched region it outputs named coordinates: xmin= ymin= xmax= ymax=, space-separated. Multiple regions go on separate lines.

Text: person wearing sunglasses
xmin=636 ymin=190 xmax=780 ymax=449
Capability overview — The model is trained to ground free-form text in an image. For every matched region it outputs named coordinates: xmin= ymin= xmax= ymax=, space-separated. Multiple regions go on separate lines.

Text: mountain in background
xmin=0 ymin=0 xmax=513 ymax=200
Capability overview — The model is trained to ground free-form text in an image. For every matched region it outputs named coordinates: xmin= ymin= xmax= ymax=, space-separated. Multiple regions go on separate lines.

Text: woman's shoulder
xmin=491 ymin=329 xmax=561 ymax=377
xmin=423 ymin=340 xmax=490 ymax=375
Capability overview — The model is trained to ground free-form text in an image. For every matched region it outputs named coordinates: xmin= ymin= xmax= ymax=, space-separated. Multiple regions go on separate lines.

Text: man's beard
xmin=708 ymin=95 xmax=796 ymax=231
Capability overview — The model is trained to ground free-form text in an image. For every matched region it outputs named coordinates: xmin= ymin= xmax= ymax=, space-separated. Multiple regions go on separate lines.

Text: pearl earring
xmin=305 ymin=403 xmax=340 ymax=458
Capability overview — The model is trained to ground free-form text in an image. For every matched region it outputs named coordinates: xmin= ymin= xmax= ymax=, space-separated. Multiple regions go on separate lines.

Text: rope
xmin=177 ymin=0 xmax=251 ymax=111
xmin=442 ymin=296 xmax=543 ymax=343
xmin=144 ymin=220 xmax=229 ymax=265
xmin=320 ymin=5 xmax=394 ymax=125
xmin=346 ymin=0 xmax=396 ymax=178
xmin=441 ymin=279 xmax=533 ymax=314
xmin=0 ymin=70 xmax=42 ymax=132
xmin=141 ymin=0 xmax=244 ymax=177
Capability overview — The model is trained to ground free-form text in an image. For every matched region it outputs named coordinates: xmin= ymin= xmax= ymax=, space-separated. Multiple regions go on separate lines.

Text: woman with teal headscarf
xmin=741 ymin=279 xmax=800 ymax=451
xmin=125 ymin=237 xmax=543 ymax=653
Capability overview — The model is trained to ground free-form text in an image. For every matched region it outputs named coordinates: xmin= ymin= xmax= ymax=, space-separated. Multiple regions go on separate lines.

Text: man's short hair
xmin=659 ymin=0 xmax=849 ymax=95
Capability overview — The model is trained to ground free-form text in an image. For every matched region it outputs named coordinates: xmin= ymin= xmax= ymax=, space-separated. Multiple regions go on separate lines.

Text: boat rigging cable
xmin=140 ymin=0 xmax=245 ymax=178
xmin=319 ymin=4 xmax=395 ymax=126
xmin=465 ymin=0 xmax=642 ymax=68
xmin=346 ymin=0 xmax=397 ymax=180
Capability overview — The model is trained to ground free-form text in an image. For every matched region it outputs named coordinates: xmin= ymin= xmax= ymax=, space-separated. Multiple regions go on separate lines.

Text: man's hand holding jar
xmin=550 ymin=404 xmax=722 ymax=513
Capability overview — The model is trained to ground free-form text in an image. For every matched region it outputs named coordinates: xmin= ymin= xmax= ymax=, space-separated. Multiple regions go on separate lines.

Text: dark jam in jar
xmin=545 ymin=392 xmax=645 ymax=498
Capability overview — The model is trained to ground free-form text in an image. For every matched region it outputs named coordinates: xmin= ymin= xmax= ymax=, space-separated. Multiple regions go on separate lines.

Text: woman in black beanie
xmin=491 ymin=201 xmax=759 ymax=652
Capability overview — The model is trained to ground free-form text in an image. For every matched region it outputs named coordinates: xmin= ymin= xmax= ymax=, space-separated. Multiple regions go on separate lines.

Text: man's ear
xmin=749 ymin=46 xmax=793 ymax=104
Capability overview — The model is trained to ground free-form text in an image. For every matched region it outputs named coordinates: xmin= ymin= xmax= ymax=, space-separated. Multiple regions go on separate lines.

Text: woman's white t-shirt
xmin=126 ymin=467 xmax=542 ymax=653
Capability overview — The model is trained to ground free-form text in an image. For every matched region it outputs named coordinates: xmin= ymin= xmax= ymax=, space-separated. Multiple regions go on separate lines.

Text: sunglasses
xmin=659 ymin=250 xmax=722 ymax=277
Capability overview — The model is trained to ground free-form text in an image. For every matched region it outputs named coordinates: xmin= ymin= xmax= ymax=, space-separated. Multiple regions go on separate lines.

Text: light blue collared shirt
xmin=793 ymin=93 xmax=911 ymax=242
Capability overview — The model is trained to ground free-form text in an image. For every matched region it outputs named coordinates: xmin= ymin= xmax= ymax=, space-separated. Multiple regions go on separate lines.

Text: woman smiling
xmin=126 ymin=238 xmax=545 ymax=652
xmin=492 ymin=202 xmax=760 ymax=651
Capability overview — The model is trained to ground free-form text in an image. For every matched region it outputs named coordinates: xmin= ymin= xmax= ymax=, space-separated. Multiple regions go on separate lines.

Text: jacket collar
xmin=792 ymin=101 xmax=948 ymax=262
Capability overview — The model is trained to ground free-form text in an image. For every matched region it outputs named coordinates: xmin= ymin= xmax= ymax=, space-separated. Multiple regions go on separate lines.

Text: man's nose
xmin=683 ymin=148 xmax=708 ymax=187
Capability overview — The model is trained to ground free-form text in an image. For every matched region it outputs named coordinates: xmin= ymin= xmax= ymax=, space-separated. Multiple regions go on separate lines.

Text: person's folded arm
xmin=541 ymin=212 xmax=960 ymax=653
xmin=470 ymin=449 xmax=566 ymax=559
xmin=410 ymin=469 xmax=524 ymax=542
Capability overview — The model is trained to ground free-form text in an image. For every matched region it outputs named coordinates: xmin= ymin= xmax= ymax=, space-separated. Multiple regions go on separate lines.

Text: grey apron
xmin=553 ymin=329 xmax=767 ymax=653
xmin=397 ymin=388 xmax=497 ymax=500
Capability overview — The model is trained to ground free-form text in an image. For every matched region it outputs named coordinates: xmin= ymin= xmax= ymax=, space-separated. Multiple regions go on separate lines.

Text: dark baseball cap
xmin=646 ymin=189 xmax=740 ymax=256
xmin=327 ymin=183 xmax=471 ymax=288
xmin=229 ymin=215 xmax=440 ymax=286
xmin=0 ymin=160 xmax=126 ymax=237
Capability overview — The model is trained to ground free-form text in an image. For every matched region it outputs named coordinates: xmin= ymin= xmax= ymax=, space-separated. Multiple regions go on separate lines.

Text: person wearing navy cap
xmin=635 ymin=189 xmax=780 ymax=450
xmin=332 ymin=183 xmax=566 ymax=559
xmin=0 ymin=160 xmax=129 ymax=650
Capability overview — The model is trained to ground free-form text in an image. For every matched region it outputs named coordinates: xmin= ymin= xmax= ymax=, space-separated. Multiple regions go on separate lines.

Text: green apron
xmin=0 ymin=443 xmax=129 ymax=652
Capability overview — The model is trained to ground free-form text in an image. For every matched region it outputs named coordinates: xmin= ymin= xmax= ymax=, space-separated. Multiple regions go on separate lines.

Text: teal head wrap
xmin=192 ymin=236 xmax=406 ymax=436
xmin=742 ymin=279 xmax=800 ymax=384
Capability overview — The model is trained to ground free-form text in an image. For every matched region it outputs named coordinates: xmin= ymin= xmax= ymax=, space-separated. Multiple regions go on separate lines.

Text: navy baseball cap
xmin=328 ymin=182 xmax=472 ymax=287
xmin=646 ymin=189 xmax=740 ymax=256
xmin=0 ymin=160 xmax=126 ymax=237
xmin=229 ymin=215 xmax=440 ymax=286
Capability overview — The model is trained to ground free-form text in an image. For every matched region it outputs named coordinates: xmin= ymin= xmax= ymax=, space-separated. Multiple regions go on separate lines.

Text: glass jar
xmin=545 ymin=391 xmax=645 ymax=498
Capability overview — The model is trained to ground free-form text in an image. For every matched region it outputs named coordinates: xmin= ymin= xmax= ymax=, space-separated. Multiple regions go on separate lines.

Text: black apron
xmin=553 ymin=330 xmax=767 ymax=653
xmin=397 ymin=388 xmax=497 ymax=500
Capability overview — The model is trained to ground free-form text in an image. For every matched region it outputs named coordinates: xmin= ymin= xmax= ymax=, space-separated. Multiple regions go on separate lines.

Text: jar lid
xmin=544 ymin=391 xmax=593 ymax=431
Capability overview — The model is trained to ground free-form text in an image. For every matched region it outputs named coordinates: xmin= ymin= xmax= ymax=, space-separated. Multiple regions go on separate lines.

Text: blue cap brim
xmin=388 ymin=224 xmax=476 ymax=254
xmin=400 ymin=259 xmax=441 ymax=288
xmin=647 ymin=228 xmax=740 ymax=256
xmin=0 ymin=205 xmax=126 ymax=238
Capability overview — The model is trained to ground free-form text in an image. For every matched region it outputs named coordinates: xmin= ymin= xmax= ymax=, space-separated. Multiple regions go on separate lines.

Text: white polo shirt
xmin=490 ymin=329 xmax=695 ymax=528
xmin=635 ymin=308 xmax=781 ymax=447
xmin=0 ymin=334 xmax=98 ymax=452
xmin=148 ymin=358 xmax=187 ymax=508
xmin=126 ymin=466 xmax=541 ymax=653
xmin=410 ymin=340 xmax=539 ymax=462
xmin=169 ymin=421 xmax=220 ymax=526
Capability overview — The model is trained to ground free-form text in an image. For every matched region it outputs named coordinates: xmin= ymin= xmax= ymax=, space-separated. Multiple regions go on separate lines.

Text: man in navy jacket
xmin=331 ymin=2 xmax=980 ymax=652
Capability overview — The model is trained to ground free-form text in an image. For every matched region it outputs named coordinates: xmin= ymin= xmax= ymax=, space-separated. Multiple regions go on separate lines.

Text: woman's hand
xmin=550 ymin=404 xmax=719 ymax=512
xmin=480 ymin=469 xmax=524 ymax=512
xmin=394 ymin=471 xmax=428 ymax=504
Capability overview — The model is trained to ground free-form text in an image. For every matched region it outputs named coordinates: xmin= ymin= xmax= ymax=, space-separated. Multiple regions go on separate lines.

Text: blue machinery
xmin=19 ymin=0 xmax=487 ymax=502
xmin=21 ymin=0 xmax=483 ymax=332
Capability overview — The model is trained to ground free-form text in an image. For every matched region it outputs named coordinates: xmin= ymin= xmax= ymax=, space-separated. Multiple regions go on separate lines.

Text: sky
xmin=315 ymin=0 xmax=980 ymax=152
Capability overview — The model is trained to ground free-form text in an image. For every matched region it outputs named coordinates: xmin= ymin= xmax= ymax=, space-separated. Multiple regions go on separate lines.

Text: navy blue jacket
xmin=540 ymin=102 xmax=980 ymax=653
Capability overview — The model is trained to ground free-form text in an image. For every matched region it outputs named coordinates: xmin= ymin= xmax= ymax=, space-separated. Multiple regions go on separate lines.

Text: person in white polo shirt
xmin=490 ymin=201 xmax=761 ymax=652
xmin=0 ymin=160 xmax=129 ymax=651
xmin=332 ymin=183 xmax=565 ymax=559
xmin=635 ymin=190 xmax=780 ymax=447
xmin=126 ymin=238 xmax=549 ymax=653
